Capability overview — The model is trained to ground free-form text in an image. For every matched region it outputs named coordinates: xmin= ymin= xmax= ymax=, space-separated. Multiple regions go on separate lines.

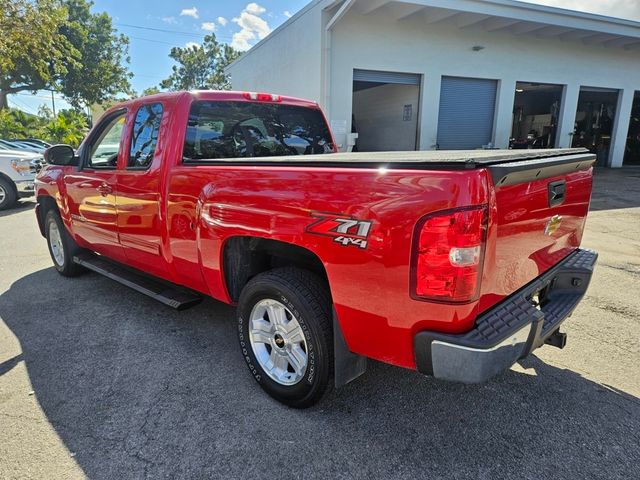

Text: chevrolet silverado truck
xmin=35 ymin=91 xmax=597 ymax=407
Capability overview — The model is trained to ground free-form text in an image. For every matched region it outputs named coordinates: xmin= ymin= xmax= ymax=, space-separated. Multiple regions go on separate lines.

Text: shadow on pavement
xmin=1 ymin=268 xmax=639 ymax=479
xmin=0 ymin=200 xmax=36 ymax=218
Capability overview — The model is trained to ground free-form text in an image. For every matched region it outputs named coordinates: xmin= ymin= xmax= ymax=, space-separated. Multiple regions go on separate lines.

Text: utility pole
xmin=51 ymin=90 xmax=56 ymax=116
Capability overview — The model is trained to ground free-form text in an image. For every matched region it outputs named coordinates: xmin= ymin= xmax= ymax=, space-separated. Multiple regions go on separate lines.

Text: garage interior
xmin=572 ymin=87 xmax=619 ymax=166
xmin=511 ymin=82 xmax=563 ymax=149
xmin=624 ymin=91 xmax=640 ymax=165
xmin=351 ymin=69 xmax=420 ymax=152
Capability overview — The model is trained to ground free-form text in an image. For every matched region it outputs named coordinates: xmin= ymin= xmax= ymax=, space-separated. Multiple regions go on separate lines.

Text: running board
xmin=73 ymin=253 xmax=202 ymax=310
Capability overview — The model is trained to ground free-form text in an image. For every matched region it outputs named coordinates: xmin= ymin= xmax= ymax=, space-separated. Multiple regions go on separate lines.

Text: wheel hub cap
xmin=49 ymin=223 xmax=65 ymax=266
xmin=248 ymin=299 xmax=308 ymax=386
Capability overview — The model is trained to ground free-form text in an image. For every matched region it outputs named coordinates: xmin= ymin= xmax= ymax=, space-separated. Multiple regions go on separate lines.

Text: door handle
xmin=548 ymin=180 xmax=566 ymax=207
xmin=97 ymin=183 xmax=113 ymax=196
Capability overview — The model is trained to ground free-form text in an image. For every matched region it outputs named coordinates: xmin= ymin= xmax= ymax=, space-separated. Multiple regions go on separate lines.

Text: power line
xmin=116 ymin=22 xmax=234 ymax=42
xmin=14 ymin=92 xmax=67 ymax=100
xmin=115 ymin=22 xmax=206 ymax=38
xmin=128 ymin=35 xmax=179 ymax=46
xmin=8 ymin=97 xmax=39 ymax=115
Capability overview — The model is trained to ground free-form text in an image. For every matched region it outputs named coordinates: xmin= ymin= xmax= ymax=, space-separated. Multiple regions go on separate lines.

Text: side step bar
xmin=73 ymin=253 xmax=202 ymax=310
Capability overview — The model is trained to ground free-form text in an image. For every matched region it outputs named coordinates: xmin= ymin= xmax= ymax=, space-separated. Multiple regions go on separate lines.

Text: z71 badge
xmin=306 ymin=213 xmax=373 ymax=249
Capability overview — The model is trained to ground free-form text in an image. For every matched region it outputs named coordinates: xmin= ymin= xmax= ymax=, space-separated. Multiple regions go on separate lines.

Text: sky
xmin=8 ymin=0 xmax=640 ymax=116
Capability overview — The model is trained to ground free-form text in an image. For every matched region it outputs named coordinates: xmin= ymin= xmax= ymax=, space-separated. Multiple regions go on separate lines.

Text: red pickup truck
xmin=36 ymin=91 xmax=597 ymax=407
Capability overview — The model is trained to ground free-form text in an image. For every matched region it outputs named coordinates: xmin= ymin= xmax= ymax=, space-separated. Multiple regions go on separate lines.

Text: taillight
xmin=242 ymin=92 xmax=282 ymax=102
xmin=411 ymin=206 xmax=488 ymax=303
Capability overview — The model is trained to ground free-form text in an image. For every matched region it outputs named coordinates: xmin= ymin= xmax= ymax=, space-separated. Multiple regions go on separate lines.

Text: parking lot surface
xmin=1 ymin=168 xmax=639 ymax=480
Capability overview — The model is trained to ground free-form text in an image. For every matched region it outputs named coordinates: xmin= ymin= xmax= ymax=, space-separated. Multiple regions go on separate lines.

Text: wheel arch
xmin=36 ymin=195 xmax=60 ymax=237
xmin=0 ymin=172 xmax=18 ymax=195
xmin=222 ymin=236 xmax=367 ymax=388
xmin=222 ymin=236 xmax=329 ymax=303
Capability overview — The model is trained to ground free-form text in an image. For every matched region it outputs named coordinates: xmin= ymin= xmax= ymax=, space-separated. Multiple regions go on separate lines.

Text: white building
xmin=227 ymin=0 xmax=640 ymax=167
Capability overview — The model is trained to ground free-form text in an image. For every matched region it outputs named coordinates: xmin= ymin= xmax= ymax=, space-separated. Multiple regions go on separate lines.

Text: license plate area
xmin=528 ymin=281 xmax=552 ymax=311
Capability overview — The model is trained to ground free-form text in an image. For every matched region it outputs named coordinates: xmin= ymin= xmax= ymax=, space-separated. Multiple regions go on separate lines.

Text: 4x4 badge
xmin=306 ymin=213 xmax=372 ymax=249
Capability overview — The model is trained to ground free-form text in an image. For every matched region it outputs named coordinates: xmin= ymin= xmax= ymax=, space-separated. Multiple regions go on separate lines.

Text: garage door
xmin=437 ymin=76 xmax=497 ymax=150
xmin=353 ymin=69 xmax=421 ymax=85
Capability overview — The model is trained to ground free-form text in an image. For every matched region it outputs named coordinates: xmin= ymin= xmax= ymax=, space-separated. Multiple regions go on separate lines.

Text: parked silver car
xmin=0 ymin=148 xmax=40 ymax=210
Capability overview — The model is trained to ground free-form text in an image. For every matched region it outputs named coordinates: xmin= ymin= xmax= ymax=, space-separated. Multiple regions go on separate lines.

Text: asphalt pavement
xmin=0 ymin=168 xmax=639 ymax=479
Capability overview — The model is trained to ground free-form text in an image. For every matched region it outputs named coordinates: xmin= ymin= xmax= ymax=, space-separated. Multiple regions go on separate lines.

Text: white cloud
xmin=185 ymin=41 xmax=200 ymax=49
xmin=524 ymin=0 xmax=640 ymax=20
xmin=201 ymin=22 xmax=216 ymax=32
xmin=245 ymin=3 xmax=266 ymax=15
xmin=284 ymin=10 xmax=292 ymax=18
xmin=231 ymin=3 xmax=272 ymax=51
xmin=180 ymin=7 xmax=199 ymax=19
xmin=161 ymin=16 xmax=177 ymax=24
xmin=218 ymin=16 xmax=228 ymax=26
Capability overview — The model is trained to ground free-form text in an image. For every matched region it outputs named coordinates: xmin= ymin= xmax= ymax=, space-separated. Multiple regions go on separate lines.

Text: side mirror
xmin=44 ymin=144 xmax=78 ymax=166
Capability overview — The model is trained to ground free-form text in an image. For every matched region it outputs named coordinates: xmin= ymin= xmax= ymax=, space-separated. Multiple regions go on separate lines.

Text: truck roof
xmin=120 ymin=90 xmax=320 ymax=109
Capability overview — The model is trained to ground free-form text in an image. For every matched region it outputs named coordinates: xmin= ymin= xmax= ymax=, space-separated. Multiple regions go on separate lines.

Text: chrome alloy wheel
xmin=0 ymin=184 xmax=6 ymax=204
xmin=249 ymin=299 xmax=309 ymax=386
xmin=48 ymin=222 xmax=65 ymax=266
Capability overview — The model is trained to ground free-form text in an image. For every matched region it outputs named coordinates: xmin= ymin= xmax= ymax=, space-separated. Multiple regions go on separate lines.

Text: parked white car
xmin=0 ymin=148 xmax=41 ymax=210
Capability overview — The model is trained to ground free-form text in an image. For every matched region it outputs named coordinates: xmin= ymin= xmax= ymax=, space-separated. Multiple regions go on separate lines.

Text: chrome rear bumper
xmin=414 ymin=249 xmax=598 ymax=383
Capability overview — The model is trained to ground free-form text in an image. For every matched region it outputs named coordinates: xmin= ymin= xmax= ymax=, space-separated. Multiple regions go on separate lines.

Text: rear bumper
xmin=414 ymin=248 xmax=598 ymax=383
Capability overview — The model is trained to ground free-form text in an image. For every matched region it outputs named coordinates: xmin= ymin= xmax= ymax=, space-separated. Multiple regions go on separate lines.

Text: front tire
xmin=0 ymin=177 xmax=17 ymax=211
xmin=237 ymin=268 xmax=333 ymax=408
xmin=45 ymin=210 xmax=85 ymax=277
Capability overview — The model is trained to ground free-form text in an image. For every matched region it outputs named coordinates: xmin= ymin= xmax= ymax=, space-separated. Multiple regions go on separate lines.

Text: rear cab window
xmin=182 ymin=101 xmax=334 ymax=161
xmin=129 ymin=103 xmax=163 ymax=169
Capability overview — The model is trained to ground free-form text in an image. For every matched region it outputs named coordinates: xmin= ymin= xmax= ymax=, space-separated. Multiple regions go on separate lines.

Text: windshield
xmin=183 ymin=101 xmax=334 ymax=160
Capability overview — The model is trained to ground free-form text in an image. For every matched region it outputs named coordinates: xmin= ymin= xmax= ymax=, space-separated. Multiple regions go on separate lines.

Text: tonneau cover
xmin=187 ymin=148 xmax=591 ymax=167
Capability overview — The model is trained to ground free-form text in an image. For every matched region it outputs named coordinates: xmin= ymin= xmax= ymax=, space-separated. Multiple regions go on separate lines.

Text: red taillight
xmin=242 ymin=92 xmax=282 ymax=102
xmin=411 ymin=206 xmax=488 ymax=303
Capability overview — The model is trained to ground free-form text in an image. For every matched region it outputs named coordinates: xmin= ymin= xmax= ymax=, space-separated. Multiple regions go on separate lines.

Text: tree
xmin=0 ymin=0 xmax=132 ymax=110
xmin=141 ymin=86 xmax=161 ymax=97
xmin=59 ymin=0 xmax=132 ymax=108
xmin=159 ymin=34 xmax=240 ymax=91
xmin=0 ymin=106 xmax=88 ymax=147
xmin=44 ymin=109 xmax=88 ymax=146
xmin=0 ymin=0 xmax=76 ymax=109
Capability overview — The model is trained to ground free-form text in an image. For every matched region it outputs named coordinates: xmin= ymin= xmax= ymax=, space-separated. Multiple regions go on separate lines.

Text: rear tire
xmin=0 ymin=177 xmax=17 ymax=211
xmin=45 ymin=210 xmax=85 ymax=277
xmin=237 ymin=267 xmax=333 ymax=408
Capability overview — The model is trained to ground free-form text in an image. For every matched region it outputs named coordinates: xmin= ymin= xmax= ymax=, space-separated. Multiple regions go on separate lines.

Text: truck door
xmin=64 ymin=109 xmax=127 ymax=262
xmin=115 ymin=102 xmax=168 ymax=278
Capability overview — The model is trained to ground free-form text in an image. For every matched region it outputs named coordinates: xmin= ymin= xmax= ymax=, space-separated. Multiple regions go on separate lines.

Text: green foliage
xmin=0 ymin=108 xmax=88 ymax=147
xmin=0 ymin=0 xmax=131 ymax=109
xmin=159 ymin=34 xmax=241 ymax=91
xmin=0 ymin=0 xmax=76 ymax=108
xmin=141 ymin=86 xmax=161 ymax=97
xmin=59 ymin=0 xmax=133 ymax=108
xmin=44 ymin=109 xmax=88 ymax=145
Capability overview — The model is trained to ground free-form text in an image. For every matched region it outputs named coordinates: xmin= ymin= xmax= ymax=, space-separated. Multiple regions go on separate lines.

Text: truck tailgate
xmin=479 ymin=152 xmax=596 ymax=312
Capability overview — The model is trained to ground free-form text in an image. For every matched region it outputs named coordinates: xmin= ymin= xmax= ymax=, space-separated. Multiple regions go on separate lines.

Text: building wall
xmin=226 ymin=2 xmax=324 ymax=104
xmin=328 ymin=8 xmax=640 ymax=166
xmin=227 ymin=2 xmax=640 ymax=167
xmin=352 ymin=83 xmax=420 ymax=151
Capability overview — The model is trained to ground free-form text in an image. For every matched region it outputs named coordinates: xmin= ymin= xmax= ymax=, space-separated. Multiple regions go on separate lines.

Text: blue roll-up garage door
xmin=437 ymin=76 xmax=497 ymax=150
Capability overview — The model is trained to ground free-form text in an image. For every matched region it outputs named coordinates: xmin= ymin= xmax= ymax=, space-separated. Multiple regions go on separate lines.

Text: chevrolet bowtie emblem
xmin=544 ymin=215 xmax=562 ymax=236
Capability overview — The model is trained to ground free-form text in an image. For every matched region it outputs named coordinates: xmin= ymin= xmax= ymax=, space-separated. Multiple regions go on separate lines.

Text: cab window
xmin=129 ymin=103 xmax=163 ymax=169
xmin=88 ymin=112 xmax=126 ymax=169
xmin=183 ymin=101 xmax=334 ymax=161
